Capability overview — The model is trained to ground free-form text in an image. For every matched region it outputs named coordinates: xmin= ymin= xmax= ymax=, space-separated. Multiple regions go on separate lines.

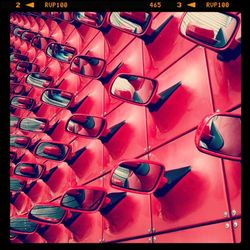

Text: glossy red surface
xmin=10 ymin=11 xmax=241 ymax=243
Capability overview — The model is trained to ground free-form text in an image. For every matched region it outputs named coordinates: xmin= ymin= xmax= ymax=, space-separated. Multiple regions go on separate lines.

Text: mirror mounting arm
xmin=99 ymin=120 xmax=126 ymax=144
xmin=69 ymin=95 xmax=88 ymax=113
xmin=147 ymin=81 xmax=182 ymax=112
xmin=99 ymin=192 xmax=126 ymax=216
xmin=154 ymin=166 xmax=191 ymax=198
xmin=217 ymin=38 xmax=241 ymax=62
xmin=65 ymin=146 xmax=87 ymax=165
xmin=141 ymin=15 xmax=174 ymax=45
xmin=99 ymin=62 xmax=123 ymax=85
xmin=100 ymin=24 xmax=112 ymax=34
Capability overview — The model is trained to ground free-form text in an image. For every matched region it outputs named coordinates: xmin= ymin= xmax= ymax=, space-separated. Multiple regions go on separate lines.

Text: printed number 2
xmin=16 ymin=2 xmax=20 ymax=8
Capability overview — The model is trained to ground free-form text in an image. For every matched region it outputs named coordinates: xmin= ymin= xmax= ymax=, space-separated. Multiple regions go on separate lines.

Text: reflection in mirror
xmin=10 ymin=53 xmax=29 ymax=63
xmin=50 ymin=12 xmax=73 ymax=21
xmin=41 ymin=89 xmax=73 ymax=108
xmin=10 ymin=233 xmax=17 ymax=240
xmin=199 ymin=115 xmax=241 ymax=157
xmin=26 ymin=73 xmax=53 ymax=88
xmin=70 ymin=55 xmax=105 ymax=78
xmin=34 ymin=141 xmax=70 ymax=161
xmin=180 ymin=12 xmax=238 ymax=48
xmin=10 ymin=151 xmax=17 ymax=162
xmin=74 ymin=12 xmax=106 ymax=27
xmin=10 ymin=115 xmax=19 ymax=128
xmin=10 ymin=96 xmax=35 ymax=110
xmin=14 ymin=163 xmax=44 ymax=179
xmin=31 ymin=36 xmax=56 ymax=51
xmin=10 ymin=74 xmax=18 ymax=83
xmin=13 ymin=27 xmax=27 ymax=37
xmin=10 ymin=178 xmax=26 ymax=192
xmin=21 ymin=31 xmax=38 ymax=43
xmin=19 ymin=117 xmax=48 ymax=132
xmin=109 ymin=12 xmax=151 ymax=35
xmin=16 ymin=62 xmax=39 ymax=73
xmin=28 ymin=204 xmax=66 ymax=224
xmin=111 ymin=160 xmax=164 ymax=193
xmin=46 ymin=43 xmax=76 ymax=63
xmin=10 ymin=135 xmax=30 ymax=148
xmin=10 ymin=84 xmax=25 ymax=95
xmin=111 ymin=74 xmax=156 ymax=104
xmin=10 ymin=217 xmax=38 ymax=234
xmin=66 ymin=114 xmax=106 ymax=138
xmin=61 ymin=187 xmax=106 ymax=211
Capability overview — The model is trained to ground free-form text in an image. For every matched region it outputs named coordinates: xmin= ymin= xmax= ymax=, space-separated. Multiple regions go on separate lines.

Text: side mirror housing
xmin=195 ymin=112 xmax=241 ymax=161
xmin=10 ymin=95 xmax=35 ymax=110
xmin=179 ymin=12 xmax=240 ymax=52
xmin=33 ymin=141 xmax=71 ymax=162
xmin=65 ymin=114 xmax=107 ymax=138
xmin=73 ymin=12 xmax=107 ymax=28
xmin=10 ymin=216 xmax=38 ymax=234
xmin=26 ymin=72 xmax=54 ymax=88
xmin=70 ymin=55 xmax=106 ymax=79
xmin=10 ymin=135 xmax=31 ymax=149
xmin=41 ymin=88 xmax=74 ymax=108
xmin=109 ymin=73 xmax=158 ymax=106
xmin=109 ymin=12 xmax=152 ymax=36
xmin=10 ymin=177 xmax=26 ymax=192
xmin=60 ymin=186 xmax=107 ymax=213
xmin=18 ymin=117 xmax=48 ymax=133
xmin=46 ymin=42 xmax=76 ymax=63
xmin=10 ymin=84 xmax=26 ymax=95
xmin=31 ymin=36 xmax=56 ymax=51
xmin=28 ymin=203 xmax=67 ymax=225
xmin=14 ymin=163 xmax=45 ymax=179
xmin=110 ymin=159 xmax=165 ymax=194
xmin=16 ymin=61 xmax=39 ymax=73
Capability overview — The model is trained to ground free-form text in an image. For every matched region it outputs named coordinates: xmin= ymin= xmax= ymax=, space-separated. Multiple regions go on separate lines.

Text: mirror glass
xmin=16 ymin=62 xmax=39 ymax=73
xmin=10 ymin=233 xmax=17 ymax=239
xmin=109 ymin=12 xmax=151 ymax=35
xmin=10 ymin=178 xmax=26 ymax=192
xmin=10 ymin=217 xmax=38 ymax=234
xmin=28 ymin=204 xmax=66 ymax=224
xmin=19 ymin=117 xmax=48 ymax=132
xmin=10 ymin=115 xmax=19 ymax=128
xmin=34 ymin=141 xmax=70 ymax=161
xmin=50 ymin=12 xmax=73 ymax=21
xmin=66 ymin=114 xmax=106 ymax=138
xmin=61 ymin=188 xmax=106 ymax=211
xmin=10 ymin=151 xmax=17 ymax=162
xmin=10 ymin=74 xmax=18 ymax=83
xmin=10 ymin=53 xmax=29 ymax=63
xmin=26 ymin=72 xmax=53 ymax=88
xmin=46 ymin=43 xmax=76 ymax=63
xmin=10 ymin=84 xmax=25 ymax=95
xmin=14 ymin=163 xmax=44 ymax=179
xmin=73 ymin=12 xmax=106 ymax=27
xmin=70 ymin=55 xmax=105 ymax=78
xmin=21 ymin=31 xmax=38 ymax=43
xmin=13 ymin=27 xmax=27 ymax=37
xmin=111 ymin=74 xmax=156 ymax=104
xmin=31 ymin=36 xmax=56 ymax=51
xmin=41 ymin=89 xmax=73 ymax=108
xmin=10 ymin=96 xmax=35 ymax=110
xmin=198 ymin=115 xmax=241 ymax=157
xmin=10 ymin=135 xmax=31 ymax=148
xmin=180 ymin=12 xmax=238 ymax=48
xmin=111 ymin=160 xmax=164 ymax=193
